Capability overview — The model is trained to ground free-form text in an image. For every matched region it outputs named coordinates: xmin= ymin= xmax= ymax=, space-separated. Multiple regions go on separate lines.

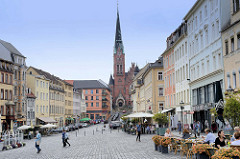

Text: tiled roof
xmin=0 ymin=42 xmax=12 ymax=63
xmin=64 ymin=80 xmax=74 ymax=85
xmin=73 ymin=80 xmax=110 ymax=90
xmin=27 ymin=92 xmax=36 ymax=98
xmin=30 ymin=66 xmax=61 ymax=84
xmin=0 ymin=39 xmax=24 ymax=57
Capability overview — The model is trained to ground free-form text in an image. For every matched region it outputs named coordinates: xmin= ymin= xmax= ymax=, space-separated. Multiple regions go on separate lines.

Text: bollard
xmin=118 ymin=127 xmax=119 ymax=133
xmin=102 ymin=129 xmax=103 ymax=134
xmin=84 ymin=131 xmax=86 ymax=136
xmin=93 ymin=130 xmax=94 ymax=135
xmin=76 ymin=131 xmax=77 ymax=137
xmin=110 ymin=128 xmax=112 ymax=133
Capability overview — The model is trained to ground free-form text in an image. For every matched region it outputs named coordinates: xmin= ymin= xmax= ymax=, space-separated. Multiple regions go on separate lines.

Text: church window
xmin=120 ymin=65 xmax=123 ymax=74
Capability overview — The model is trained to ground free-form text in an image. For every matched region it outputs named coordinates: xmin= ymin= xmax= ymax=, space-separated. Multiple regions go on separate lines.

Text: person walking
xmin=35 ymin=130 xmax=41 ymax=153
xmin=62 ymin=130 xmax=66 ymax=147
xmin=193 ymin=121 xmax=197 ymax=138
xmin=197 ymin=121 xmax=201 ymax=137
xmin=136 ymin=122 xmax=141 ymax=142
xmin=177 ymin=121 xmax=182 ymax=134
xmin=64 ymin=131 xmax=71 ymax=146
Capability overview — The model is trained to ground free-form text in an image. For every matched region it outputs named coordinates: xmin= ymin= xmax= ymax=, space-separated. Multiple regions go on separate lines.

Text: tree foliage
xmin=131 ymin=118 xmax=140 ymax=124
xmin=224 ymin=95 xmax=240 ymax=128
xmin=153 ymin=113 xmax=168 ymax=126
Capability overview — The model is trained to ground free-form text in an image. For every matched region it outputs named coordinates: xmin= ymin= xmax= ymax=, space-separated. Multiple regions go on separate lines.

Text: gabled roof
xmin=73 ymin=80 xmax=110 ymax=90
xmin=29 ymin=66 xmax=61 ymax=84
xmin=27 ymin=92 xmax=36 ymax=99
xmin=0 ymin=39 xmax=25 ymax=58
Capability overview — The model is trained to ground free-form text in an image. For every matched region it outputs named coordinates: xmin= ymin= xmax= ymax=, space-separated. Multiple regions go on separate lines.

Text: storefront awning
xmin=66 ymin=117 xmax=74 ymax=121
xmin=161 ymin=108 xmax=174 ymax=113
xmin=38 ymin=117 xmax=57 ymax=123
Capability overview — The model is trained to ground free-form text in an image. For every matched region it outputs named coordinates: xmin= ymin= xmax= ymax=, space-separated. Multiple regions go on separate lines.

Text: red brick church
xmin=109 ymin=9 xmax=139 ymax=109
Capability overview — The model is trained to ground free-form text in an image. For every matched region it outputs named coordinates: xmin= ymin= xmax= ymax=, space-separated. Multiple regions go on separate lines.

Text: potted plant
xmin=152 ymin=135 xmax=162 ymax=151
xmin=192 ymin=144 xmax=211 ymax=159
xmin=160 ymin=137 xmax=171 ymax=154
xmin=152 ymin=135 xmax=159 ymax=151
xmin=211 ymin=148 xmax=240 ymax=159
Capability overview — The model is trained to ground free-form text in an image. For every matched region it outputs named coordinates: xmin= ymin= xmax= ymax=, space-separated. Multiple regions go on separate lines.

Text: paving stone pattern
xmin=1 ymin=125 xmax=182 ymax=159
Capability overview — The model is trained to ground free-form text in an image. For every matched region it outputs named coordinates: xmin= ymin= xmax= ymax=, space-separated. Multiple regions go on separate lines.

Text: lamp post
xmin=180 ymin=101 xmax=184 ymax=131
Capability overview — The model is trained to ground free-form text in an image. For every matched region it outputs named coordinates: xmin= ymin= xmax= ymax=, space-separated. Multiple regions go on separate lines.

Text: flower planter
xmin=158 ymin=145 xmax=162 ymax=152
xmin=161 ymin=145 xmax=168 ymax=154
xmin=197 ymin=153 xmax=209 ymax=159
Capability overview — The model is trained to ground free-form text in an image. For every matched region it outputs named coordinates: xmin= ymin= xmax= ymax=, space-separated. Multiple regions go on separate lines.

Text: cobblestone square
xmin=1 ymin=124 xmax=181 ymax=159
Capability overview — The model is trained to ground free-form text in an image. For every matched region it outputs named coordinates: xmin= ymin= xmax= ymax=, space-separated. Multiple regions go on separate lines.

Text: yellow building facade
xmin=222 ymin=1 xmax=240 ymax=91
xmin=62 ymin=81 xmax=73 ymax=125
xmin=26 ymin=67 xmax=50 ymax=125
xmin=27 ymin=67 xmax=65 ymax=127
xmin=131 ymin=58 xmax=165 ymax=114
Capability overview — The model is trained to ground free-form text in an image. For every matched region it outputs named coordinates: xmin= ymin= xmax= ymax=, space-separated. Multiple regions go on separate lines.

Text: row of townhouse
xmin=66 ymin=80 xmax=112 ymax=121
xmin=0 ymin=38 xmax=88 ymax=131
xmin=26 ymin=67 xmax=87 ymax=128
xmin=161 ymin=0 xmax=240 ymax=130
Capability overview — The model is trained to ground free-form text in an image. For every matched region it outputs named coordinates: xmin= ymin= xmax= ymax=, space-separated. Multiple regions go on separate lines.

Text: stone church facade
xmin=109 ymin=10 xmax=139 ymax=109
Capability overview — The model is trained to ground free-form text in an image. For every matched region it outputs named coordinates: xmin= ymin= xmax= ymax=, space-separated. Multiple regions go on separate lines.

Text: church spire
xmin=114 ymin=1 xmax=124 ymax=54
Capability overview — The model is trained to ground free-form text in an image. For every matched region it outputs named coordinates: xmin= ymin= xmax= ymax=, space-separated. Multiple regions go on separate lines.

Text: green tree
xmin=224 ymin=95 xmax=240 ymax=128
xmin=153 ymin=113 xmax=168 ymax=127
xmin=131 ymin=118 xmax=140 ymax=124
xmin=120 ymin=115 xmax=128 ymax=122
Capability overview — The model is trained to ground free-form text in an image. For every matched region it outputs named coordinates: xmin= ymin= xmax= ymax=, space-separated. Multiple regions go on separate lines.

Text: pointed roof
xmin=114 ymin=9 xmax=124 ymax=54
xmin=109 ymin=74 xmax=114 ymax=85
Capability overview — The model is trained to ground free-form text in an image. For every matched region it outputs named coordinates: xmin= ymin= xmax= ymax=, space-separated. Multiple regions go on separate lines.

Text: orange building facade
xmin=68 ymin=80 xmax=111 ymax=120
xmin=83 ymin=88 xmax=111 ymax=120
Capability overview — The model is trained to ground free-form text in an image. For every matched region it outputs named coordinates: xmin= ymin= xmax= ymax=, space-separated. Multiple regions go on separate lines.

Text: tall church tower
xmin=109 ymin=4 xmax=137 ymax=110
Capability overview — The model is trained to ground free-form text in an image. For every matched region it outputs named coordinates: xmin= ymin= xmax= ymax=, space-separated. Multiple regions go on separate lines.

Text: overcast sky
xmin=0 ymin=0 xmax=197 ymax=83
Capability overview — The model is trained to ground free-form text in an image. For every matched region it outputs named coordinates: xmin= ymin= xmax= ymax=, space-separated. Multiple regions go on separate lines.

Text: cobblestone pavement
xmin=1 ymin=124 xmax=182 ymax=159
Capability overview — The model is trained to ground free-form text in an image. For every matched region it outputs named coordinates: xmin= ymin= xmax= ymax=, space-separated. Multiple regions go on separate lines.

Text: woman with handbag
xmin=35 ymin=131 xmax=41 ymax=153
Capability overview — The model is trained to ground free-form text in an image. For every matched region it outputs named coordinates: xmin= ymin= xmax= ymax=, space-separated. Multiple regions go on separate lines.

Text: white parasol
xmin=125 ymin=112 xmax=154 ymax=118
xmin=40 ymin=124 xmax=57 ymax=129
xmin=17 ymin=125 xmax=31 ymax=130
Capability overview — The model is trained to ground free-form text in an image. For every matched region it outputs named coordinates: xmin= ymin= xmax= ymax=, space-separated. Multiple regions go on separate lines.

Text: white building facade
xmin=73 ymin=89 xmax=81 ymax=121
xmin=174 ymin=23 xmax=192 ymax=127
xmin=184 ymin=0 xmax=230 ymax=130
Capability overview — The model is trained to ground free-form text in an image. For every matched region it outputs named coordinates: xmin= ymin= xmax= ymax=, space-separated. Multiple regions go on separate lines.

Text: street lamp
xmin=180 ymin=101 xmax=184 ymax=131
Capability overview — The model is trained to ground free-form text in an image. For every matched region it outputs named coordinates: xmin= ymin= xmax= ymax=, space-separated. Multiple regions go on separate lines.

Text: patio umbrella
xmin=125 ymin=112 xmax=154 ymax=118
xmin=41 ymin=124 xmax=57 ymax=129
xmin=80 ymin=118 xmax=91 ymax=122
xmin=17 ymin=125 xmax=31 ymax=130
